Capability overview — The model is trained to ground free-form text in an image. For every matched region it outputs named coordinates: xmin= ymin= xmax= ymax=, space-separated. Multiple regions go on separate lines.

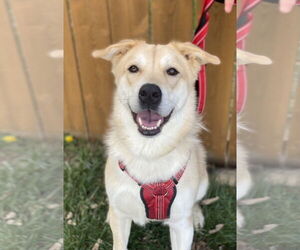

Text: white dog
xmin=93 ymin=40 xmax=220 ymax=250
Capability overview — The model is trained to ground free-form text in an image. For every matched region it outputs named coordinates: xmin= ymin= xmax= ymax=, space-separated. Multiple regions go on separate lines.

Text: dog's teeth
xmin=157 ymin=119 xmax=162 ymax=127
xmin=138 ymin=117 xmax=142 ymax=126
xmin=138 ymin=117 xmax=163 ymax=131
xmin=140 ymin=124 xmax=159 ymax=130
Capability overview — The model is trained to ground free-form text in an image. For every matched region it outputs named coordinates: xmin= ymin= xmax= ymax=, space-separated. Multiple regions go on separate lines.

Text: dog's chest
xmin=110 ymin=181 xmax=147 ymax=224
xmin=108 ymin=169 xmax=198 ymax=225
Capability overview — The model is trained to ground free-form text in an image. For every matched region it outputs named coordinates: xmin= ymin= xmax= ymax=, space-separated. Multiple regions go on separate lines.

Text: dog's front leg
xmin=108 ymin=206 xmax=132 ymax=250
xmin=169 ymin=216 xmax=194 ymax=250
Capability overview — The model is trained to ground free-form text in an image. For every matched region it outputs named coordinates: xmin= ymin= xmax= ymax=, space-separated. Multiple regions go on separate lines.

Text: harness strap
xmin=118 ymin=161 xmax=186 ymax=185
xmin=119 ymin=161 xmax=142 ymax=185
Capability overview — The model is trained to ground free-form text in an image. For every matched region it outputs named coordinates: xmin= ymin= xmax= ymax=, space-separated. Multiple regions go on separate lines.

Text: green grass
xmin=238 ymin=171 xmax=300 ymax=249
xmin=64 ymin=138 xmax=236 ymax=250
xmin=0 ymin=136 xmax=62 ymax=250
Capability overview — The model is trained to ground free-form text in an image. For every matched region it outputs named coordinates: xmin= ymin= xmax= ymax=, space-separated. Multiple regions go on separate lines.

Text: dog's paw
xmin=192 ymin=204 xmax=205 ymax=230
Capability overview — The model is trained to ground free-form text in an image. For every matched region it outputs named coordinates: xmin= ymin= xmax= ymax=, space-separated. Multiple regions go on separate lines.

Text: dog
xmin=93 ymin=40 xmax=220 ymax=250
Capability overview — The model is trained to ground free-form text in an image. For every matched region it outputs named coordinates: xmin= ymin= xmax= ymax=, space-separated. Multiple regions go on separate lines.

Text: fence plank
xmin=0 ymin=0 xmax=39 ymax=135
xmin=64 ymin=1 xmax=88 ymax=137
xmin=8 ymin=0 xmax=63 ymax=137
xmin=228 ymin=114 xmax=236 ymax=164
xmin=67 ymin=0 xmax=114 ymax=138
xmin=228 ymin=82 xmax=236 ymax=165
xmin=286 ymin=86 xmax=300 ymax=166
xmin=107 ymin=0 xmax=149 ymax=42
xmin=243 ymin=3 xmax=300 ymax=163
xmin=152 ymin=0 xmax=194 ymax=44
xmin=203 ymin=2 xmax=236 ymax=162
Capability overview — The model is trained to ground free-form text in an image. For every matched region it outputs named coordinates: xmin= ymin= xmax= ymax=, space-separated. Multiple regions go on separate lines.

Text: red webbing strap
xmin=119 ymin=161 xmax=142 ymax=185
xmin=242 ymin=0 xmax=261 ymax=12
xmin=173 ymin=165 xmax=186 ymax=183
xmin=192 ymin=0 xmax=215 ymax=113
xmin=118 ymin=161 xmax=186 ymax=186
xmin=141 ymin=180 xmax=176 ymax=220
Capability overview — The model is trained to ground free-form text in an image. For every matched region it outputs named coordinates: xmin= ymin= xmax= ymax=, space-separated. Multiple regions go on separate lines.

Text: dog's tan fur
xmin=93 ymin=40 xmax=220 ymax=250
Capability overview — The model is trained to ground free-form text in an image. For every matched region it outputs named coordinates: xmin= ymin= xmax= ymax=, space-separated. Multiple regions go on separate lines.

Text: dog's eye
xmin=128 ymin=65 xmax=139 ymax=73
xmin=166 ymin=68 xmax=179 ymax=76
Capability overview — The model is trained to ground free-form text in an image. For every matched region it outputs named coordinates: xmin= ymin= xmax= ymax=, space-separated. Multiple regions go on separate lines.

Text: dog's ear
xmin=169 ymin=42 xmax=220 ymax=66
xmin=92 ymin=39 xmax=144 ymax=61
xmin=237 ymin=48 xmax=272 ymax=65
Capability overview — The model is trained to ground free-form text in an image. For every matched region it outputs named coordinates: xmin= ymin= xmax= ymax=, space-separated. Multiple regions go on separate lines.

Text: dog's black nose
xmin=139 ymin=83 xmax=162 ymax=109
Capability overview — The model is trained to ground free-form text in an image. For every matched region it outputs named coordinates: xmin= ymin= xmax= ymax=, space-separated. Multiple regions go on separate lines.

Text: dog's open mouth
xmin=131 ymin=109 xmax=173 ymax=136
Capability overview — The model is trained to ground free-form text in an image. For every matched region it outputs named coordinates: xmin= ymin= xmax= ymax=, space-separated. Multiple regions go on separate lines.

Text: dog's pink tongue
xmin=137 ymin=110 xmax=163 ymax=127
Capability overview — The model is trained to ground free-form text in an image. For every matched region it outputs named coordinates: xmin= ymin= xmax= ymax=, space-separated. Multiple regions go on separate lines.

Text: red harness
xmin=119 ymin=161 xmax=186 ymax=220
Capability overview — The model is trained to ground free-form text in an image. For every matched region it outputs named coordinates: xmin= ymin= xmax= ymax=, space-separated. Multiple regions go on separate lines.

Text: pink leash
xmin=192 ymin=0 xmax=215 ymax=113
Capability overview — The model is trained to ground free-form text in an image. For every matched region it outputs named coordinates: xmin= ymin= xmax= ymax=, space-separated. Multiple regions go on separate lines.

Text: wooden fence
xmin=241 ymin=2 xmax=300 ymax=167
xmin=1 ymin=0 xmax=299 ymax=166
xmin=64 ymin=0 xmax=236 ymax=164
xmin=0 ymin=0 xmax=62 ymax=137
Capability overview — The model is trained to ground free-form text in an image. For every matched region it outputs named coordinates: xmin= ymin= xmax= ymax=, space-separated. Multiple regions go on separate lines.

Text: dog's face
xmin=94 ymin=40 xmax=220 ymax=138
